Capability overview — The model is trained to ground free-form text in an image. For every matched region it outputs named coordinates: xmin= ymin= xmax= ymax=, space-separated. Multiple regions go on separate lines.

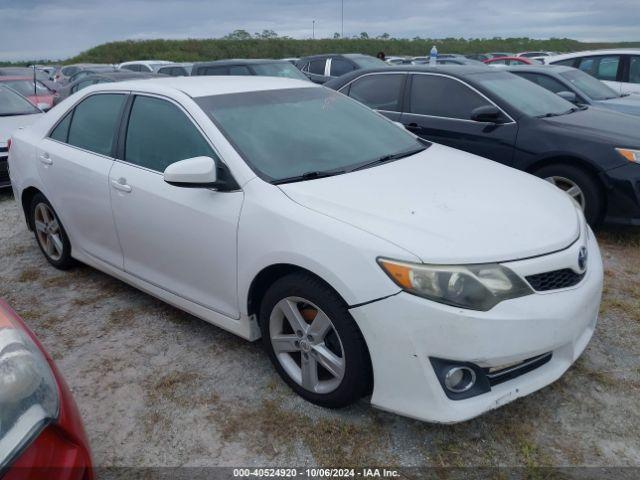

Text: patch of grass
xmin=40 ymin=275 xmax=71 ymax=289
xmin=16 ymin=267 xmax=41 ymax=282
xmin=208 ymin=399 xmax=391 ymax=465
xmin=107 ymin=308 xmax=136 ymax=329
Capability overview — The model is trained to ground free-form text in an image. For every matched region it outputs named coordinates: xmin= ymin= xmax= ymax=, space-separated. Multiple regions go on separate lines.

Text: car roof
xmin=193 ymin=59 xmax=290 ymax=67
xmin=84 ymin=75 xmax=317 ymax=98
xmin=549 ymin=49 xmax=640 ymax=61
xmin=119 ymin=60 xmax=172 ymax=65
xmin=505 ymin=65 xmax=576 ymax=75
xmin=77 ymin=71 xmax=161 ymax=82
xmin=323 ymin=65 xmax=495 ymax=89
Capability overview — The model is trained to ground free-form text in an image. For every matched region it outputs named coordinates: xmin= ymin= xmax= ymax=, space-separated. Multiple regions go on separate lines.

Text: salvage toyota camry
xmin=8 ymin=77 xmax=603 ymax=423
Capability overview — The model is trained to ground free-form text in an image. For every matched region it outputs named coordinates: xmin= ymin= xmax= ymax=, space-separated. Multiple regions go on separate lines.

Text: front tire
xmin=30 ymin=193 xmax=74 ymax=270
xmin=259 ymin=272 xmax=371 ymax=408
xmin=534 ymin=164 xmax=604 ymax=226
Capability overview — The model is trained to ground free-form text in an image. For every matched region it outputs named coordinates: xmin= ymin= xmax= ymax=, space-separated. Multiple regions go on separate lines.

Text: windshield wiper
xmin=273 ymin=169 xmax=346 ymax=185
xmin=349 ymin=146 xmax=427 ymax=172
xmin=537 ymin=106 xmax=585 ymax=118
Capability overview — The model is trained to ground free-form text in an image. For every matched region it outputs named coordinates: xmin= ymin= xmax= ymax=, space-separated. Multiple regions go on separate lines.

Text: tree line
xmin=2 ymin=33 xmax=639 ymax=66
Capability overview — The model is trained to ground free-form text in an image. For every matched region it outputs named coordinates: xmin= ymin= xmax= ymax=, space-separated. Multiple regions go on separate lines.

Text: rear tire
xmin=30 ymin=193 xmax=74 ymax=270
xmin=259 ymin=272 xmax=371 ymax=408
xmin=534 ymin=164 xmax=604 ymax=227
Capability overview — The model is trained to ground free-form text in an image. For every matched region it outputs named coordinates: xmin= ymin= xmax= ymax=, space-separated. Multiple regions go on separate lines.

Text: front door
xmin=108 ymin=94 xmax=243 ymax=318
xmin=400 ymin=73 xmax=518 ymax=165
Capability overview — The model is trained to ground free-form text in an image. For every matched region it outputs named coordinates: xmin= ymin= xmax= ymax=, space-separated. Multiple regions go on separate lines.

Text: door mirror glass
xmin=470 ymin=105 xmax=502 ymax=123
xmin=556 ymin=91 xmax=578 ymax=103
xmin=164 ymin=156 xmax=217 ymax=187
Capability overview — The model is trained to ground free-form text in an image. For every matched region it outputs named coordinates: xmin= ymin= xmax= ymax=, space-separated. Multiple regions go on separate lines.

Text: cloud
xmin=0 ymin=0 xmax=637 ymax=60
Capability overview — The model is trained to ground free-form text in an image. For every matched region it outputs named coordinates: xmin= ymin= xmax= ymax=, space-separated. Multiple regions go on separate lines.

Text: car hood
xmin=596 ymin=96 xmax=640 ymax=117
xmin=0 ymin=113 xmax=42 ymax=143
xmin=279 ymin=143 xmax=579 ymax=264
xmin=541 ymin=106 xmax=640 ymax=145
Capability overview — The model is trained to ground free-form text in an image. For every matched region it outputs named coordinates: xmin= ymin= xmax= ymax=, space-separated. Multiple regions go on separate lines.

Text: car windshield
xmin=350 ymin=56 xmax=388 ymax=69
xmin=196 ymin=87 xmax=424 ymax=182
xmin=251 ymin=62 xmax=308 ymax=80
xmin=471 ymin=71 xmax=575 ymax=117
xmin=560 ymin=69 xmax=619 ymax=101
xmin=0 ymin=87 xmax=40 ymax=116
xmin=1 ymin=80 xmax=49 ymax=97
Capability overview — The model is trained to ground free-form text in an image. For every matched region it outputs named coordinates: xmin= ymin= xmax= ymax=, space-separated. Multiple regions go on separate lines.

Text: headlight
xmin=0 ymin=306 xmax=59 ymax=469
xmin=616 ymin=148 xmax=640 ymax=164
xmin=378 ymin=258 xmax=533 ymax=311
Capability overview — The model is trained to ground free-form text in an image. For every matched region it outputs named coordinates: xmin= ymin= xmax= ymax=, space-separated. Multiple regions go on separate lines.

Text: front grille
xmin=485 ymin=352 xmax=552 ymax=386
xmin=526 ymin=268 xmax=585 ymax=292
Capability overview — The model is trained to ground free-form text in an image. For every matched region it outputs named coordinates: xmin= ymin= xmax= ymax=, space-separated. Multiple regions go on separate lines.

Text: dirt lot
xmin=1 ymin=189 xmax=639 ymax=469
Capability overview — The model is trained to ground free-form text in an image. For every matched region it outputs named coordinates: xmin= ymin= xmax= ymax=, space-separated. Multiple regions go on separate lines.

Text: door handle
xmin=111 ymin=179 xmax=132 ymax=193
xmin=405 ymin=122 xmax=421 ymax=131
xmin=39 ymin=153 xmax=53 ymax=165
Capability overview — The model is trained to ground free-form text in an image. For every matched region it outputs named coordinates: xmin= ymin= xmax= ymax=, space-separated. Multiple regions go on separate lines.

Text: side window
xmin=409 ymin=75 xmax=491 ymax=120
xmin=308 ymin=59 xmax=326 ymax=75
xmin=578 ymin=56 xmax=620 ymax=81
xmin=201 ymin=66 xmax=229 ymax=75
xmin=67 ymin=94 xmax=126 ymax=156
xmin=121 ymin=64 xmax=138 ymax=72
xmin=551 ymin=58 xmax=577 ymax=67
xmin=330 ymin=58 xmax=354 ymax=77
xmin=629 ymin=56 xmax=640 ymax=84
xmin=50 ymin=112 xmax=73 ymax=143
xmin=516 ymin=73 xmax=567 ymax=93
xmin=76 ymin=79 xmax=95 ymax=91
xmin=229 ymin=65 xmax=251 ymax=75
xmin=124 ymin=96 xmax=217 ymax=172
xmin=348 ymin=74 xmax=405 ymax=112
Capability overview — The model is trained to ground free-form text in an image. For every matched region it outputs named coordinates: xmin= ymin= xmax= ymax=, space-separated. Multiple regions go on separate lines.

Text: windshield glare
xmin=252 ymin=63 xmax=308 ymax=80
xmin=0 ymin=87 xmax=40 ymax=116
xmin=196 ymin=87 xmax=423 ymax=182
xmin=560 ymin=69 xmax=619 ymax=101
xmin=472 ymin=71 xmax=575 ymax=117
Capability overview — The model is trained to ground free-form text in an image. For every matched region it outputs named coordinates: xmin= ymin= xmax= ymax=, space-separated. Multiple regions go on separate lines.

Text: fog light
xmin=444 ymin=366 xmax=476 ymax=393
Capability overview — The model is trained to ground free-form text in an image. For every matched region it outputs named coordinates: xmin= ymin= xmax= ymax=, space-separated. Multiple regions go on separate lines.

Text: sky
xmin=0 ymin=0 xmax=638 ymax=61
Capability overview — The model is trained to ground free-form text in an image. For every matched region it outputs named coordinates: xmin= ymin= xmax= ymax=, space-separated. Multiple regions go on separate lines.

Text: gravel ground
xmin=1 ymin=189 xmax=639 ymax=469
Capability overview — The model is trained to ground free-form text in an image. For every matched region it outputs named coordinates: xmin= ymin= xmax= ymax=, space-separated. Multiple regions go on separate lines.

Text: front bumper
xmin=602 ymin=162 xmax=640 ymax=226
xmin=350 ymin=229 xmax=603 ymax=423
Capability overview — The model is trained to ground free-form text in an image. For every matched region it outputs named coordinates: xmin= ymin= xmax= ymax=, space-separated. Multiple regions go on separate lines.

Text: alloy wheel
xmin=269 ymin=296 xmax=345 ymax=394
xmin=34 ymin=203 xmax=64 ymax=262
xmin=545 ymin=175 xmax=586 ymax=211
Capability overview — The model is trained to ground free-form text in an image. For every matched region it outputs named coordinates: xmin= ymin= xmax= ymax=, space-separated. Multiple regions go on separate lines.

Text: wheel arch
xmin=524 ymin=154 xmax=604 ymax=183
xmin=247 ymin=263 xmax=347 ymax=319
xmin=21 ymin=186 xmax=43 ymax=230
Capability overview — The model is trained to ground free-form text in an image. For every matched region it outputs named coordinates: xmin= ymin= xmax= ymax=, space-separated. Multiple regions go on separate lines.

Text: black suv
xmin=326 ymin=65 xmax=640 ymax=227
xmin=295 ymin=54 xmax=387 ymax=84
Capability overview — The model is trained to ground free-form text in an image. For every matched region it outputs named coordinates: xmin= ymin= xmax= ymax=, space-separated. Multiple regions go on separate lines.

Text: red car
xmin=483 ymin=56 xmax=536 ymax=66
xmin=0 ymin=299 xmax=93 ymax=480
xmin=0 ymin=77 xmax=55 ymax=110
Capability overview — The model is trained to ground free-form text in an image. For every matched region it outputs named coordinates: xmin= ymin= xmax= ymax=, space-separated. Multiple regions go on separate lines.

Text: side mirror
xmin=37 ymin=103 xmax=51 ymax=112
xmin=557 ymin=91 xmax=578 ymax=103
xmin=164 ymin=156 xmax=218 ymax=188
xmin=393 ymin=121 xmax=406 ymax=130
xmin=470 ymin=105 xmax=502 ymax=123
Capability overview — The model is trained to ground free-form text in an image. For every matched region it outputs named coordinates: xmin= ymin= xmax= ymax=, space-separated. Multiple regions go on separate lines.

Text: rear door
xmin=342 ymin=73 xmax=407 ymax=122
xmin=37 ymin=93 xmax=126 ymax=268
xmin=305 ymin=58 xmax=329 ymax=83
xmin=400 ymin=73 xmax=517 ymax=164
xmin=108 ymin=94 xmax=243 ymax=317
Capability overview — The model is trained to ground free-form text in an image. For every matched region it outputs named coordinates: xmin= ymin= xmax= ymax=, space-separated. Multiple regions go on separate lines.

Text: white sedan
xmin=8 ymin=77 xmax=603 ymax=423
